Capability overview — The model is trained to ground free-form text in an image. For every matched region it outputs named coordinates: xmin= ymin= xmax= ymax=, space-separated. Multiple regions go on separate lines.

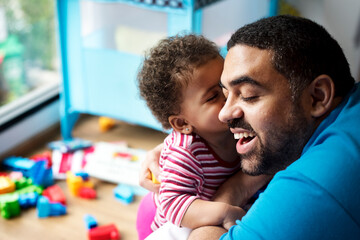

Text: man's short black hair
xmin=228 ymin=15 xmax=355 ymax=98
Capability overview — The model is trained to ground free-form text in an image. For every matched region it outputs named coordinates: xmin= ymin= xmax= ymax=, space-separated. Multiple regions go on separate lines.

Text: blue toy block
xmin=18 ymin=192 xmax=39 ymax=209
xmin=3 ymin=157 xmax=35 ymax=177
xmin=113 ymin=184 xmax=134 ymax=205
xmin=37 ymin=196 xmax=66 ymax=218
xmin=3 ymin=157 xmax=54 ymax=188
xmin=83 ymin=214 xmax=98 ymax=229
xmin=29 ymin=161 xmax=54 ymax=187
xmin=75 ymin=171 xmax=89 ymax=181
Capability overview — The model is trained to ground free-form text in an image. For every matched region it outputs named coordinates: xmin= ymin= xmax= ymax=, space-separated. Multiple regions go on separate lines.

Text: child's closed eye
xmin=206 ymin=93 xmax=219 ymax=102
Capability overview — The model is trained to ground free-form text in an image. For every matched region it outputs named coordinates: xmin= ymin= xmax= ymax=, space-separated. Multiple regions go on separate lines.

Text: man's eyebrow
xmin=220 ymin=76 xmax=260 ymax=89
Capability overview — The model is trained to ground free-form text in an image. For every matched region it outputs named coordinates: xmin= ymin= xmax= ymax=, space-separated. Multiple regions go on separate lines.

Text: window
xmin=0 ymin=0 xmax=60 ymax=156
xmin=0 ymin=0 xmax=59 ymax=126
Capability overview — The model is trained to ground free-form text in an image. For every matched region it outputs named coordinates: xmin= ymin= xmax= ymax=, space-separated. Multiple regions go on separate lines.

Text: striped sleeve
xmin=158 ymin=144 xmax=204 ymax=227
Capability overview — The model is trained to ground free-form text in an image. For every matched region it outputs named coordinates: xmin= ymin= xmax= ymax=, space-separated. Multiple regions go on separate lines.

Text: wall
xmin=287 ymin=0 xmax=360 ymax=81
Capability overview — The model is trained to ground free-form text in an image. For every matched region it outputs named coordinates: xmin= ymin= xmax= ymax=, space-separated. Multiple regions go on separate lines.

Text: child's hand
xmin=222 ymin=205 xmax=246 ymax=230
xmin=139 ymin=143 xmax=163 ymax=193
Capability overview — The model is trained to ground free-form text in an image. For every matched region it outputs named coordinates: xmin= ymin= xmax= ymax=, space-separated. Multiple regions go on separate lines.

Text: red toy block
xmin=79 ymin=187 xmax=97 ymax=199
xmin=42 ymin=185 xmax=66 ymax=205
xmin=88 ymin=224 xmax=120 ymax=240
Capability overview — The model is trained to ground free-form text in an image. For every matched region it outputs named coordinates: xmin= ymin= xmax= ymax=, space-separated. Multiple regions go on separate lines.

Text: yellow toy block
xmin=66 ymin=171 xmax=94 ymax=196
xmin=151 ymin=172 xmax=160 ymax=184
xmin=66 ymin=172 xmax=83 ymax=196
xmin=99 ymin=117 xmax=116 ymax=132
xmin=0 ymin=176 xmax=15 ymax=194
xmin=82 ymin=180 xmax=94 ymax=189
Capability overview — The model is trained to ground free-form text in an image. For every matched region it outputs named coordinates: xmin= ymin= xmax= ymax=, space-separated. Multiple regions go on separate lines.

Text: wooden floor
xmin=0 ymin=114 xmax=167 ymax=240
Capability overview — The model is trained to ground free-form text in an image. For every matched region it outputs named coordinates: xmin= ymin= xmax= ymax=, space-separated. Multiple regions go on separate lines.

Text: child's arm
xmin=213 ymin=171 xmax=273 ymax=207
xmin=181 ymin=199 xmax=246 ymax=230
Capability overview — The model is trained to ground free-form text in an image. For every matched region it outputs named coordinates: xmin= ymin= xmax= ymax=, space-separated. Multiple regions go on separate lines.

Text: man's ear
xmin=309 ymin=74 xmax=335 ymax=118
xmin=168 ymin=115 xmax=193 ymax=134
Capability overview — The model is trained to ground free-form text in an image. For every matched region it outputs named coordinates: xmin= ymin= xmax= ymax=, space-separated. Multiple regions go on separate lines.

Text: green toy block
xmin=0 ymin=194 xmax=20 ymax=219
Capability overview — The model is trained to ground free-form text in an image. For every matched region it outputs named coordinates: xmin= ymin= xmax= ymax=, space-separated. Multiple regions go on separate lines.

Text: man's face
xmin=219 ymin=45 xmax=314 ymax=175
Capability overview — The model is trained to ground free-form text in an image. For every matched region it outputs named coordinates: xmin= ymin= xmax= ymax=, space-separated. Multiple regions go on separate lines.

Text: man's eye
xmin=241 ymin=96 xmax=258 ymax=102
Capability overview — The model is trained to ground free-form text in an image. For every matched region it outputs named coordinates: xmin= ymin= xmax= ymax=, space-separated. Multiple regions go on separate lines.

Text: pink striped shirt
xmin=151 ymin=131 xmax=241 ymax=231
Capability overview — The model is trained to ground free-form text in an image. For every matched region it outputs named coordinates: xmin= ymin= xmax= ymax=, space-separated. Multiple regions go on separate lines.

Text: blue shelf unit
xmin=56 ymin=0 xmax=277 ymax=140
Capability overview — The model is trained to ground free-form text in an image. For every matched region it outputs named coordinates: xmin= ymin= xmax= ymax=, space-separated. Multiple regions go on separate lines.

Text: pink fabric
xmin=136 ymin=192 xmax=156 ymax=240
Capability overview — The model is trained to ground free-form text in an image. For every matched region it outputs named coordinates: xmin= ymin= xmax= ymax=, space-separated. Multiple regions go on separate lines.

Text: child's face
xmin=180 ymin=56 xmax=230 ymax=138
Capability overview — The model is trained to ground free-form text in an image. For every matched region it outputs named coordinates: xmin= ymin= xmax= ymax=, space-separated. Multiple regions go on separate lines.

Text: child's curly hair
xmin=137 ymin=34 xmax=220 ymax=129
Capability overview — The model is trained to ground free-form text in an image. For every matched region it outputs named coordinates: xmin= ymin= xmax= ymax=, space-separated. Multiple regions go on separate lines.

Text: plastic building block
xmin=37 ymin=196 xmax=66 ymax=218
xmin=66 ymin=171 xmax=84 ymax=196
xmin=66 ymin=171 xmax=94 ymax=196
xmin=42 ymin=184 xmax=66 ymax=205
xmin=3 ymin=157 xmax=35 ymax=177
xmin=75 ymin=171 xmax=90 ymax=181
xmin=13 ymin=177 xmax=32 ymax=190
xmin=99 ymin=117 xmax=116 ymax=132
xmin=15 ymin=184 xmax=43 ymax=195
xmin=0 ymin=194 xmax=20 ymax=219
xmin=88 ymin=224 xmax=120 ymax=240
xmin=84 ymin=214 xmax=98 ymax=229
xmin=29 ymin=160 xmax=54 ymax=188
xmin=79 ymin=187 xmax=97 ymax=199
xmin=30 ymin=151 xmax=53 ymax=168
xmin=151 ymin=172 xmax=160 ymax=184
xmin=83 ymin=180 xmax=94 ymax=189
xmin=8 ymin=171 xmax=23 ymax=180
xmin=113 ymin=184 xmax=134 ymax=205
xmin=3 ymin=157 xmax=54 ymax=187
xmin=18 ymin=192 xmax=39 ymax=209
xmin=0 ymin=176 xmax=15 ymax=194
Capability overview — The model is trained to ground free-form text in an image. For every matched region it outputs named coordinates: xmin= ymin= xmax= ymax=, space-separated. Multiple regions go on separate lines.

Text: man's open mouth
xmin=234 ymin=132 xmax=256 ymax=144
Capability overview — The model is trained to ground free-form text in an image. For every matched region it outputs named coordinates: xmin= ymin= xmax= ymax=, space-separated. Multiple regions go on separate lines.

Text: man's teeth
xmin=234 ymin=132 xmax=255 ymax=140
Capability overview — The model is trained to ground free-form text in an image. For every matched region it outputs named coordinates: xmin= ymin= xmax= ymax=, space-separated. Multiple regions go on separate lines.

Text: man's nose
xmin=219 ymin=95 xmax=243 ymax=123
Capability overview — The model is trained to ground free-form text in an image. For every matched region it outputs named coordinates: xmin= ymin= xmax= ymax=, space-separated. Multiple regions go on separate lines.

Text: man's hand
xmin=139 ymin=143 xmax=163 ymax=193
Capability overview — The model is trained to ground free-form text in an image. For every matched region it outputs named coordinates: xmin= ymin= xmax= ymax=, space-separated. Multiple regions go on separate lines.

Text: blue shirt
xmin=221 ymin=83 xmax=360 ymax=240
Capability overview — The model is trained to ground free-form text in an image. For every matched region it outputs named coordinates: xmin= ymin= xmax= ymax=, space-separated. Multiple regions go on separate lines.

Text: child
xmin=137 ymin=34 xmax=263 ymax=238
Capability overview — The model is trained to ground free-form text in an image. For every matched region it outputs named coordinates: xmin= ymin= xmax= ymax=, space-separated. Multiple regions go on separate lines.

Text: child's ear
xmin=309 ymin=74 xmax=335 ymax=118
xmin=168 ymin=115 xmax=193 ymax=134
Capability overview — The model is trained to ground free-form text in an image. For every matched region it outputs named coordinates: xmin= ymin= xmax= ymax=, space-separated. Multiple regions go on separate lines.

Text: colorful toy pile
xmin=0 ymin=154 xmax=67 ymax=219
xmin=0 ymin=138 xmax=149 ymax=239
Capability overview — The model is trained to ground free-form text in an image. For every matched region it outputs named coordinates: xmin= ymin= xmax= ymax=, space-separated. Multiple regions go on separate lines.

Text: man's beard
xmin=228 ymin=104 xmax=314 ymax=176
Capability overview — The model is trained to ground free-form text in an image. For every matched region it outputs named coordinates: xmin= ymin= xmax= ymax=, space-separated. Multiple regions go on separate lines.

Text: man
xmin=140 ymin=15 xmax=360 ymax=239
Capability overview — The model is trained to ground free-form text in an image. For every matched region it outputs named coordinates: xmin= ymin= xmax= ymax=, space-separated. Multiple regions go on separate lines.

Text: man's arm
xmin=187 ymin=172 xmax=272 ymax=240
xmin=181 ymin=199 xmax=246 ymax=230
xmin=188 ymin=226 xmax=227 ymax=240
